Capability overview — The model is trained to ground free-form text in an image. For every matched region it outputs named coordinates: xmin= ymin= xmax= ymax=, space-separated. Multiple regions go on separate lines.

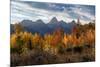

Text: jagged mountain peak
xmin=21 ymin=20 xmax=33 ymax=23
xmin=36 ymin=19 xmax=44 ymax=23
xmin=49 ymin=17 xmax=58 ymax=23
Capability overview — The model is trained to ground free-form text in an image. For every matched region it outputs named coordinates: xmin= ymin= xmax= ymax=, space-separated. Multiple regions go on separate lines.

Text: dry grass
xmin=11 ymin=45 xmax=95 ymax=66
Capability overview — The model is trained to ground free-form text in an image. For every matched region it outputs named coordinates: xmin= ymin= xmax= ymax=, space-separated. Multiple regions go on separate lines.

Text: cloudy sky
xmin=11 ymin=1 xmax=95 ymax=24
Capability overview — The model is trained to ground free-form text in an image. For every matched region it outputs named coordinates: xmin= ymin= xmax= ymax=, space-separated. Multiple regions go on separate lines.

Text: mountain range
xmin=10 ymin=17 xmax=77 ymax=35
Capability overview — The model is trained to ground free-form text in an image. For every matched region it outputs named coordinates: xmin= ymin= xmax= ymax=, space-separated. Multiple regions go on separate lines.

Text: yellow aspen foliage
xmin=21 ymin=32 xmax=32 ymax=43
xmin=86 ymin=30 xmax=95 ymax=45
xmin=10 ymin=34 xmax=18 ymax=48
xmin=92 ymin=30 xmax=95 ymax=43
xmin=19 ymin=32 xmax=33 ymax=49
xmin=65 ymin=34 xmax=74 ymax=48
xmin=78 ymin=33 xmax=85 ymax=46
xmin=43 ymin=34 xmax=58 ymax=54
xmin=19 ymin=32 xmax=24 ymax=37
xmin=67 ymin=34 xmax=73 ymax=44
xmin=31 ymin=33 xmax=42 ymax=48
xmin=43 ymin=34 xmax=53 ymax=52
xmin=71 ymin=35 xmax=79 ymax=47
xmin=32 ymin=33 xmax=40 ymax=43
xmin=44 ymin=34 xmax=53 ymax=45
xmin=62 ymin=33 xmax=68 ymax=48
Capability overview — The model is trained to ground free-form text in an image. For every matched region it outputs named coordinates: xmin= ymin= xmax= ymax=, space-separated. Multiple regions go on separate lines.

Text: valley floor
xmin=11 ymin=45 xmax=95 ymax=67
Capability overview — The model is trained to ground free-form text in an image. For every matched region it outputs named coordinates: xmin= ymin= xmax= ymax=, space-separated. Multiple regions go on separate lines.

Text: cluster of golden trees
xmin=10 ymin=23 xmax=95 ymax=55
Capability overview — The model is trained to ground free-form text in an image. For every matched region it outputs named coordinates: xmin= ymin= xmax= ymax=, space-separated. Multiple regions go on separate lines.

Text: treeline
xmin=10 ymin=22 xmax=95 ymax=55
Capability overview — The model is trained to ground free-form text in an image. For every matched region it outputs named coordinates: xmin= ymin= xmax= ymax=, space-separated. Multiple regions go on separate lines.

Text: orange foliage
xmin=50 ymin=28 xmax=63 ymax=46
xmin=10 ymin=23 xmax=95 ymax=54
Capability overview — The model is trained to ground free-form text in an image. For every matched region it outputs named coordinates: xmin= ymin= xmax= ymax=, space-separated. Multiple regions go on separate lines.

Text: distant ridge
xmin=11 ymin=17 xmax=77 ymax=35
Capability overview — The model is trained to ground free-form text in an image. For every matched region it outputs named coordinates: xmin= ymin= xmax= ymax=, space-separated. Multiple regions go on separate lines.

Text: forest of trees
xmin=10 ymin=22 xmax=95 ymax=66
